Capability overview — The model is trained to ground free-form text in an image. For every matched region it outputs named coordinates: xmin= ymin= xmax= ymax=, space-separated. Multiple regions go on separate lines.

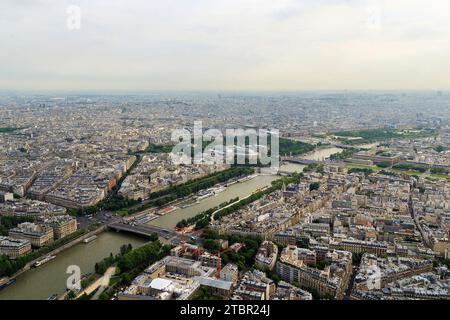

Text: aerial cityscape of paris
xmin=0 ymin=0 xmax=449 ymax=309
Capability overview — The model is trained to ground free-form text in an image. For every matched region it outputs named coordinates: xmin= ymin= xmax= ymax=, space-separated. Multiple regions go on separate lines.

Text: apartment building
xmin=9 ymin=222 xmax=54 ymax=247
xmin=0 ymin=236 xmax=32 ymax=259
xmin=42 ymin=215 xmax=77 ymax=239
xmin=329 ymin=239 xmax=388 ymax=256
xmin=276 ymin=246 xmax=352 ymax=299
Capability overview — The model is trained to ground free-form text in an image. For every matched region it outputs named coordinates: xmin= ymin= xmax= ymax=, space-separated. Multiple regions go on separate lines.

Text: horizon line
xmin=0 ymin=89 xmax=448 ymax=96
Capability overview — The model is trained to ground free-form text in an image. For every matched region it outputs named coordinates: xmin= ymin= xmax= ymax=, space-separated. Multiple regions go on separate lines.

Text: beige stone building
xmin=43 ymin=216 xmax=77 ymax=239
xmin=9 ymin=222 xmax=54 ymax=247
xmin=276 ymin=245 xmax=352 ymax=299
xmin=0 ymin=236 xmax=32 ymax=259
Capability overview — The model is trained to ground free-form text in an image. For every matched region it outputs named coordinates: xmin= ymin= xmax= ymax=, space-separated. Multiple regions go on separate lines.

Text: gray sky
xmin=1 ymin=0 xmax=450 ymax=91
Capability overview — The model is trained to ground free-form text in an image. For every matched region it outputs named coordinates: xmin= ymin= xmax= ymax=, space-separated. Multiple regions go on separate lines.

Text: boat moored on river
xmin=0 ymin=278 xmax=16 ymax=291
xmin=83 ymin=235 xmax=98 ymax=244
xmin=33 ymin=255 xmax=56 ymax=268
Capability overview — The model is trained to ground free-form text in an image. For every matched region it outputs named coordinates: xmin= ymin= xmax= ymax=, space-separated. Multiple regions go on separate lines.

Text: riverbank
xmin=73 ymin=266 xmax=116 ymax=300
xmin=0 ymin=225 xmax=108 ymax=290
xmin=0 ymin=162 xmax=306 ymax=299
xmin=209 ymin=183 xmax=272 ymax=223
xmin=0 ymin=167 xmax=260 ymax=294
xmin=300 ymin=146 xmax=343 ymax=161
xmin=0 ymin=231 xmax=146 ymax=300
xmin=148 ymin=174 xmax=278 ymax=229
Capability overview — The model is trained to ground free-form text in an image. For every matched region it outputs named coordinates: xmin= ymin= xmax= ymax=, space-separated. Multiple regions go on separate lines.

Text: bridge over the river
xmin=108 ymin=222 xmax=178 ymax=239
xmin=280 ymin=157 xmax=320 ymax=165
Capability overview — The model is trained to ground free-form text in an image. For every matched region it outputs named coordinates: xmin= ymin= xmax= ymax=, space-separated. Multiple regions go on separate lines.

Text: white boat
xmin=196 ymin=192 xmax=214 ymax=201
xmin=83 ymin=235 xmax=98 ymax=244
xmin=34 ymin=255 xmax=56 ymax=268
xmin=212 ymin=186 xmax=226 ymax=195
xmin=239 ymin=173 xmax=258 ymax=182
xmin=157 ymin=206 xmax=177 ymax=215
xmin=135 ymin=214 xmax=158 ymax=224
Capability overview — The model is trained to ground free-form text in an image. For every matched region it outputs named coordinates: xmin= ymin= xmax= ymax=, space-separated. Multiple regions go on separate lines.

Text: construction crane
xmin=214 ymin=242 xmax=246 ymax=278
xmin=175 ymin=226 xmax=188 ymax=251
xmin=214 ymin=246 xmax=237 ymax=279
xmin=188 ymin=229 xmax=204 ymax=257
xmin=175 ymin=227 xmax=203 ymax=257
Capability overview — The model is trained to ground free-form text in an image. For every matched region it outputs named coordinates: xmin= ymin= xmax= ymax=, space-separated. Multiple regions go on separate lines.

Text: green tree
xmin=309 ymin=182 xmax=320 ymax=191
xmin=66 ymin=290 xmax=77 ymax=300
xmin=434 ymin=145 xmax=445 ymax=153
xmin=203 ymin=239 xmax=221 ymax=252
xmin=98 ymin=292 xmax=110 ymax=300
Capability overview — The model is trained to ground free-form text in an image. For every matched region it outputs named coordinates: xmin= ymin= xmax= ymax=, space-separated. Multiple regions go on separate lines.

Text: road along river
xmin=0 ymin=151 xmax=332 ymax=300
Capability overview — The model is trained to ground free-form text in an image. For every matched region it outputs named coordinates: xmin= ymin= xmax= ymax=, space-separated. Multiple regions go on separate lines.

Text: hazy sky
xmin=1 ymin=0 xmax=450 ymax=91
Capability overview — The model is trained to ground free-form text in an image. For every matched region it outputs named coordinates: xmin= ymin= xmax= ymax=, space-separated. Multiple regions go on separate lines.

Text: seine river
xmin=149 ymin=174 xmax=279 ymax=229
xmin=0 ymin=232 xmax=146 ymax=300
xmin=301 ymin=147 xmax=343 ymax=161
xmin=0 ymin=148 xmax=338 ymax=300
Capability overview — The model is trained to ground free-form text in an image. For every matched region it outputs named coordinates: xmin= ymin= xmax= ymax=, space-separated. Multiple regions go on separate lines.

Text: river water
xmin=0 ymin=232 xmax=146 ymax=300
xmin=279 ymin=163 xmax=306 ymax=173
xmin=149 ymin=161 xmax=311 ymax=229
xmin=301 ymin=147 xmax=343 ymax=161
xmin=149 ymin=174 xmax=279 ymax=229
xmin=354 ymin=143 xmax=378 ymax=149
xmin=0 ymin=149 xmax=335 ymax=300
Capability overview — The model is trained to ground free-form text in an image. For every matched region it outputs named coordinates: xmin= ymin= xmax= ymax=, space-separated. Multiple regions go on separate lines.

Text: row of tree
xmin=392 ymin=163 xmax=428 ymax=173
xmin=176 ymin=197 xmax=240 ymax=230
xmin=81 ymin=166 xmax=254 ymax=216
xmin=303 ymin=163 xmax=324 ymax=173
xmin=430 ymin=167 xmax=450 ymax=174
xmin=329 ymin=148 xmax=359 ymax=160
xmin=149 ymin=167 xmax=254 ymax=200
xmin=212 ymin=173 xmax=303 ymax=221
xmin=348 ymin=167 xmax=374 ymax=176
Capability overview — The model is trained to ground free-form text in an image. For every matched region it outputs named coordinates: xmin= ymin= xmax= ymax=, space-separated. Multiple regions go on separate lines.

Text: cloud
xmin=1 ymin=0 xmax=450 ymax=91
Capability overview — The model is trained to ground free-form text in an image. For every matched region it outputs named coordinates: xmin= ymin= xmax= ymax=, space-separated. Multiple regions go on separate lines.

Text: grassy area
xmin=346 ymin=163 xmax=450 ymax=180
xmin=345 ymin=163 xmax=450 ymax=181
xmin=109 ymin=276 xmax=121 ymax=286
xmin=430 ymin=173 xmax=450 ymax=179
xmin=333 ymin=128 xmax=436 ymax=145
xmin=143 ymin=144 xmax=174 ymax=154
xmin=429 ymin=173 xmax=450 ymax=181
xmin=346 ymin=164 xmax=383 ymax=171
xmin=391 ymin=169 xmax=423 ymax=175
xmin=114 ymin=210 xmax=130 ymax=216
xmin=396 ymin=170 xmax=449 ymax=181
